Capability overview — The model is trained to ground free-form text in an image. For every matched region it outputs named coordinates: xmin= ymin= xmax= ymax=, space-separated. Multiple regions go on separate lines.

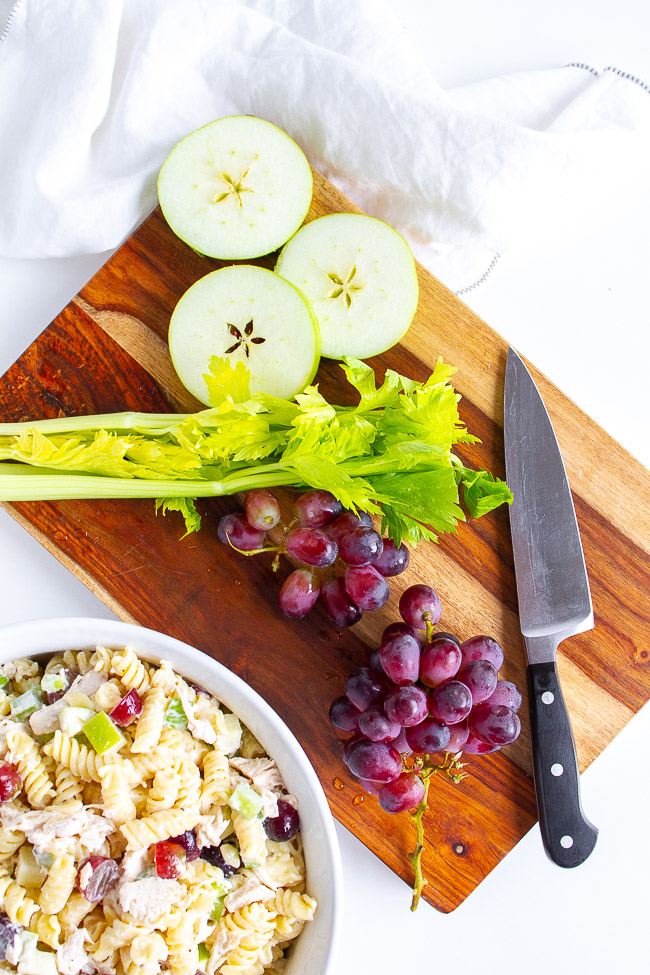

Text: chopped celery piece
xmin=163 ymin=698 xmax=187 ymax=729
xmin=59 ymin=706 xmax=96 ymax=737
xmin=229 ymin=783 xmax=263 ymax=820
xmin=40 ymin=672 xmax=65 ymax=693
xmin=33 ymin=849 xmax=55 ymax=871
xmin=210 ymin=895 xmax=226 ymax=923
xmin=0 ymin=675 xmax=8 ymax=688
xmin=83 ymin=711 xmax=123 ymax=754
xmin=198 ymin=943 xmax=210 ymax=965
xmin=10 ymin=688 xmax=43 ymax=719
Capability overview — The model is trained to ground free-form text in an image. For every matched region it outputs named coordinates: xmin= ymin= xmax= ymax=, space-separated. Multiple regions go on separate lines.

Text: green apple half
xmin=275 ymin=213 xmax=419 ymax=359
xmin=168 ymin=264 xmax=320 ymax=404
xmin=158 ymin=116 xmax=313 ymax=260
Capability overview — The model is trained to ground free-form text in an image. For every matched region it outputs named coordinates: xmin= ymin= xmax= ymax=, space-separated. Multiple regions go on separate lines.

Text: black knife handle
xmin=527 ymin=661 xmax=598 ymax=867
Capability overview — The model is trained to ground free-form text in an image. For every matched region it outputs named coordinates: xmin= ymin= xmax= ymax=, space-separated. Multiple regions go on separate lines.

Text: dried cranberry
xmin=155 ymin=841 xmax=186 ymax=879
xmin=77 ymin=856 xmax=120 ymax=902
xmin=263 ymin=798 xmax=300 ymax=842
xmin=169 ymin=830 xmax=199 ymax=862
xmin=0 ymin=765 xmax=21 ymax=803
xmin=200 ymin=844 xmax=237 ymax=878
xmin=109 ymin=688 xmax=143 ymax=727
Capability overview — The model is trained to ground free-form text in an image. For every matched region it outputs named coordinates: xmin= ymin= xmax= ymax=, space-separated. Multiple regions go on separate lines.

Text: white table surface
xmin=1 ymin=1 xmax=649 ymax=972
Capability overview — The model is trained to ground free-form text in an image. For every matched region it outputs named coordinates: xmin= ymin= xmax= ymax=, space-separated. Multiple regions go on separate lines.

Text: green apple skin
xmin=275 ymin=212 xmax=419 ymax=360
xmin=158 ymin=115 xmax=313 ymax=261
xmin=168 ymin=264 xmax=321 ymax=406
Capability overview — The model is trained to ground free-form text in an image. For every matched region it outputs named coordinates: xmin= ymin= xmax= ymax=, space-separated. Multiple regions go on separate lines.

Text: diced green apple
xmin=275 ymin=213 xmax=419 ymax=359
xmin=158 ymin=115 xmax=313 ymax=260
xmin=168 ymin=264 xmax=320 ymax=404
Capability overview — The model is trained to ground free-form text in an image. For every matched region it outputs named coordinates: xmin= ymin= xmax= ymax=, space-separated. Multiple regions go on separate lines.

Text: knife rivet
xmin=541 ymin=691 xmax=554 ymax=705
xmin=560 ymin=835 xmax=573 ymax=849
xmin=551 ymin=763 xmax=564 ymax=777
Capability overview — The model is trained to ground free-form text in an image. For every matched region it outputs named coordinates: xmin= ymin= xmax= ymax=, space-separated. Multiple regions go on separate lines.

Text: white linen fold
xmin=1 ymin=0 xmax=649 ymax=292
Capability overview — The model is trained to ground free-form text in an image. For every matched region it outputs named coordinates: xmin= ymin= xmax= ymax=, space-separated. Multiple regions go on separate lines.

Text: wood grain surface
xmin=1 ymin=170 xmax=649 ymax=912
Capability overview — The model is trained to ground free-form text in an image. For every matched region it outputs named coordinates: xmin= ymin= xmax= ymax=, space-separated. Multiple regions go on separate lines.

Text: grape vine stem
xmin=408 ymin=753 xmax=469 ymax=911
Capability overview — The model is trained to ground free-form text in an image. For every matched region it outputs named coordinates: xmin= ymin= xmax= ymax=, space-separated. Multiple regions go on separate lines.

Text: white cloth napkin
xmin=1 ymin=0 xmax=649 ymax=293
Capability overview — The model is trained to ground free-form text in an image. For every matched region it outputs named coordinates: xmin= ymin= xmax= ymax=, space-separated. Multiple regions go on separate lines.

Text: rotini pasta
xmin=39 ymin=853 xmax=77 ymax=915
xmin=0 ymin=648 xmax=316 ymax=975
xmin=44 ymin=730 xmax=107 ymax=783
xmin=6 ymin=726 xmax=55 ymax=807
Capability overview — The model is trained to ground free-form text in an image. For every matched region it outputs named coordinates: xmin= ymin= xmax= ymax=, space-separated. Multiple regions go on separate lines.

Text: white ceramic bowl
xmin=0 ymin=617 xmax=342 ymax=975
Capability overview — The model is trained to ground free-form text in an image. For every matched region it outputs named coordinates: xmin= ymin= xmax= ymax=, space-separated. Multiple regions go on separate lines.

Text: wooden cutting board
xmin=1 ymin=171 xmax=649 ymax=913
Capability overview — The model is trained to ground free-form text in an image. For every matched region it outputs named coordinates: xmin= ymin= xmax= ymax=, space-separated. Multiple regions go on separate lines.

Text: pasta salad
xmin=0 ymin=648 xmax=317 ymax=975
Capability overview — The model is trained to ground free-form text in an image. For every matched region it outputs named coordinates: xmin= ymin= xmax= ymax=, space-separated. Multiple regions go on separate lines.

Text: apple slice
xmin=158 ymin=116 xmax=313 ymax=260
xmin=168 ymin=265 xmax=320 ymax=404
xmin=275 ymin=213 xmax=419 ymax=359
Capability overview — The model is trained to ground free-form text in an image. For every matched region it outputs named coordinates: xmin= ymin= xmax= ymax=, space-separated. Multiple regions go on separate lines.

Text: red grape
xmin=344 ymin=565 xmax=389 ymax=611
xmin=170 ymin=830 xmax=199 ymax=862
xmin=155 ymin=841 xmax=186 ymax=879
xmin=399 ymin=585 xmax=442 ymax=628
xmin=44 ymin=667 xmax=76 ymax=705
xmin=457 ymin=659 xmax=498 ymax=704
xmin=0 ymin=765 xmax=21 ymax=803
xmin=339 ymin=527 xmax=383 ymax=567
xmin=263 ymin=798 xmax=300 ymax=841
xmin=358 ymin=777 xmax=382 ymax=796
xmin=326 ymin=510 xmax=373 ymax=545
xmin=469 ymin=705 xmax=521 ymax=746
xmin=378 ymin=772 xmax=425 ymax=813
xmin=218 ymin=512 xmax=267 ymax=552
xmin=379 ymin=633 xmax=420 ymax=685
xmin=419 ymin=639 xmax=462 ymax=688
xmin=462 ymin=732 xmax=501 ymax=755
xmin=391 ymin=727 xmax=413 ymax=756
xmin=109 ymin=688 xmax=142 ymax=728
xmin=459 ymin=635 xmax=505 ymax=671
xmin=344 ymin=668 xmax=387 ymax=711
xmin=77 ymin=856 xmax=120 ymax=901
xmin=384 ymin=685 xmax=428 ymax=727
xmin=368 ymin=648 xmax=385 ymax=675
xmin=245 ymin=489 xmax=281 ymax=530
xmin=372 ymin=539 xmax=410 ymax=577
xmin=279 ymin=569 xmax=320 ymax=618
xmin=294 ymin=490 xmax=342 ymax=528
xmin=329 ymin=697 xmax=361 ymax=733
xmin=485 ymin=680 xmax=522 ymax=712
xmin=342 ymin=734 xmax=365 ymax=767
xmin=0 ymin=916 xmax=20 ymax=960
xmin=285 ymin=527 xmax=337 ymax=567
xmin=434 ymin=631 xmax=461 ymax=647
xmin=200 ymin=844 xmax=238 ymax=877
xmin=428 ymin=681 xmax=473 ymax=725
xmin=358 ymin=706 xmax=401 ymax=742
xmin=406 ymin=718 xmax=451 ymax=754
xmin=445 ymin=720 xmax=470 ymax=752
xmin=381 ymin=622 xmax=424 ymax=649
xmin=345 ymin=739 xmax=402 ymax=783
xmin=320 ymin=577 xmax=363 ymax=628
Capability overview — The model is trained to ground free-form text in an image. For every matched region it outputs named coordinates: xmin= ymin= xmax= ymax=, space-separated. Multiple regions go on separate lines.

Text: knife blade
xmin=504 ymin=346 xmax=598 ymax=867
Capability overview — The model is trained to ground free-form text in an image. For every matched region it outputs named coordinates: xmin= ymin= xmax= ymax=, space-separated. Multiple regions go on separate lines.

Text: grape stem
xmin=423 ymin=614 xmax=434 ymax=643
xmin=408 ymin=752 xmax=469 ymax=911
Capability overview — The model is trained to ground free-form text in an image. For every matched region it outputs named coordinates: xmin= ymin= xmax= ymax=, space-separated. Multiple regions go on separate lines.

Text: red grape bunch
xmin=328 ymin=583 xmax=523 ymax=908
xmin=217 ymin=488 xmax=411 ymax=626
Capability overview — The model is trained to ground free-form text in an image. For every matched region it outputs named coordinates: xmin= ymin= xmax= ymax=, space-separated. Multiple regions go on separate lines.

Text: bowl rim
xmin=0 ymin=615 xmax=343 ymax=975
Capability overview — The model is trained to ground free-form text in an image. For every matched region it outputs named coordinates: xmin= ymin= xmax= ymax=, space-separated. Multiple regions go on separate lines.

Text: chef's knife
xmin=504 ymin=346 xmax=598 ymax=867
